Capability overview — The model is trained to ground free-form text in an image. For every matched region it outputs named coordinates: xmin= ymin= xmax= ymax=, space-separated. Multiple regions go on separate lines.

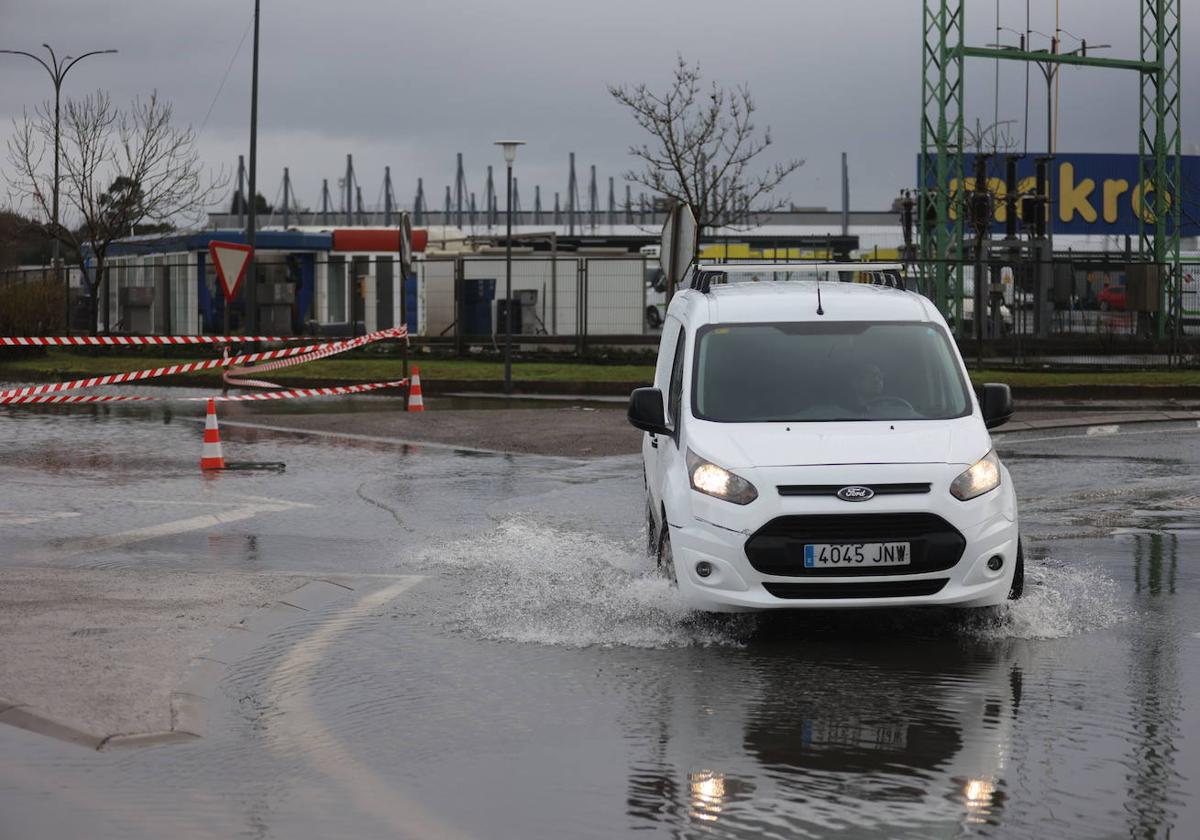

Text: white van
xmin=628 ymin=263 xmax=1021 ymax=612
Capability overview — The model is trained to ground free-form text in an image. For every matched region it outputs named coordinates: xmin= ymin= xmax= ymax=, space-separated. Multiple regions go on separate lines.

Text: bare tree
xmin=609 ymin=56 xmax=803 ymax=231
xmin=7 ymin=90 xmax=222 ymax=332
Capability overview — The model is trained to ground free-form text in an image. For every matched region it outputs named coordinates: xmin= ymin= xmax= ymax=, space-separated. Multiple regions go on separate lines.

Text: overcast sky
xmin=2 ymin=0 xmax=1197 ymax=219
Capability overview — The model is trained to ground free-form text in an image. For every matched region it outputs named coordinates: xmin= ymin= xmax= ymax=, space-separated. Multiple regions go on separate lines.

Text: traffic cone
xmin=200 ymin=398 xmax=226 ymax=470
xmin=407 ymin=367 xmax=425 ymax=412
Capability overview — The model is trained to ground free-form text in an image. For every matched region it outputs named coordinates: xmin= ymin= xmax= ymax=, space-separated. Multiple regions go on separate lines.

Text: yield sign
xmin=208 ymin=241 xmax=253 ymax=302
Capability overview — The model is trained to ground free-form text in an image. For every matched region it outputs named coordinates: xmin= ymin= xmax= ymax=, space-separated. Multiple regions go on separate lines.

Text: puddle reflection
xmin=625 ymin=638 xmax=1022 ymax=837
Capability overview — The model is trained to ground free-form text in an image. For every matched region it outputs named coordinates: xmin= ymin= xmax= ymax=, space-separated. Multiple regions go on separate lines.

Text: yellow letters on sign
xmin=1058 ymin=163 xmax=1098 ymax=224
xmin=1103 ymin=178 xmax=1130 ymax=223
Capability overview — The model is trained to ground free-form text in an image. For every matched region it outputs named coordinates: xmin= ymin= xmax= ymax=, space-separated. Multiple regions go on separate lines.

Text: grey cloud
xmin=1 ymin=0 xmax=1196 ymax=219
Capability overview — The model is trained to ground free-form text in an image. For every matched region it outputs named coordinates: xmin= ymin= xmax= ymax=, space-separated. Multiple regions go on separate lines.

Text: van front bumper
xmin=668 ymin=502 xmax=1018 ymax=612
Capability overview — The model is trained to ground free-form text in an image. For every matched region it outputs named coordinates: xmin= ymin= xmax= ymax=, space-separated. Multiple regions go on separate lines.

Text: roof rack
xmin=687 ymin=262 xmax=910 ymax=294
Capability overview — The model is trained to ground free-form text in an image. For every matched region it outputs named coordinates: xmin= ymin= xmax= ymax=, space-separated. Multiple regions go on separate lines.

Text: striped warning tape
xmin=223 ymin=326 xmax=407 ymax=389
xmin=0 ymin=379 xmax=408 ymax=405
xmin=1 ymin=334 xmax=300 ymax=346
xmin=0 ymin=326 xmax=407 ymax=399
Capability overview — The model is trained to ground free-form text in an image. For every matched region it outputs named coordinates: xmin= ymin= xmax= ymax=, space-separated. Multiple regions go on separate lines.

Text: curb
xmin=0 ymin=576 xmax=362 ymax=751
xmin=1000 ymin=410 xmax=1200 ymax=434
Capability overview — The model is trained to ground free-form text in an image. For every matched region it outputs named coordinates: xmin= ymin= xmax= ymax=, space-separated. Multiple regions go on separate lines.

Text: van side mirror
xmin=628 ymin=387 xmax=670 ymax=435
xmin=979 ymin=383 xmax=1014 ymax=429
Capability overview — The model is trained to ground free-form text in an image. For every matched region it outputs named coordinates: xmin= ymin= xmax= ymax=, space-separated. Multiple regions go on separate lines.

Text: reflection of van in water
xmin=625 ymin=636 xmax=1021 ymax=834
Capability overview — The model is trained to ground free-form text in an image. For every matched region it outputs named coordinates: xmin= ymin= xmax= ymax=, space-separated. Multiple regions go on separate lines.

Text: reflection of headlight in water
xmin=689 ymin=770 xmax=726 ymax=822
xmin=963 ymin=778 xmax=996 ymax=822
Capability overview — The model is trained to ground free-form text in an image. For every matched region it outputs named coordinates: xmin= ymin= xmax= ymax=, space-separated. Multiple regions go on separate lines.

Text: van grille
xmin=777 ymin=483 xmax=932 ymax=497
xmin=744 ymin=513 xmax=966 ymax=577
xmin=763 ymin=579 xmax=949 ymax=599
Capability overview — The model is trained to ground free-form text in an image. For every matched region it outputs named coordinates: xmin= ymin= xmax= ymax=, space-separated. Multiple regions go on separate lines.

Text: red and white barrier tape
xmin=223 ymin=325 xmax=407 ymax=389
xmin=0 ymin=379 xmax=408 ymax=405
xmin=0 ymin=326 xmax=407 ymax=399
xmin=1 ymin=334 xmax=299 ymax=346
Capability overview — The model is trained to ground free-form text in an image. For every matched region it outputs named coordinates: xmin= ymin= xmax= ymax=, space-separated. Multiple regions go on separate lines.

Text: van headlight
xmin=687 ymin=449 xmax=758 ymax=505
xmin=950 ymin=450 xmax=1001 ymax=501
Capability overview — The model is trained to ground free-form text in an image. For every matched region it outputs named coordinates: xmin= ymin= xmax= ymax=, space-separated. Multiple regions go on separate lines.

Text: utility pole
xmin=282 ymin=167 xmax=291 ymax=229
xmin=384 ymin=166 xmax=393 ymax=226
xmin=495 ymin=142 xmax=525 ymax=396
xmin=455 ymin=152 xmax=465 ymax=228
xmin=568 ymin=153 xmax=577 ymax=236
xmin=1 ymin=44 xmax=117 ymax=333
xmin=245 ymin=0 xmax=261 ymax=333
xmin=414 ymin=178 xmax=426 ymax=226
xmin=841 ymin=152 xmax=850 ymax=237
xmin=345 ymin=154 xmax=354 ymax=226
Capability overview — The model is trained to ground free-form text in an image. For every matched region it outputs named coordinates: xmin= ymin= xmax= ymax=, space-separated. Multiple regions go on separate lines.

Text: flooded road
xmin=1 ymin=402 xmax=1198 ymax=839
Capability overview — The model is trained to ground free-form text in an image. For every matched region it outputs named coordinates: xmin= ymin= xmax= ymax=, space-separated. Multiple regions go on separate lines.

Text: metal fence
xmin=0 ymin=254 xmax=655 ymax=347
xmin=939 ymin=260 xmax=1200 ymax=367
xmin=4 ymin=255 xmax=1200 ymax=367
xmin=416 ymin=255 xmax=650 ymax=347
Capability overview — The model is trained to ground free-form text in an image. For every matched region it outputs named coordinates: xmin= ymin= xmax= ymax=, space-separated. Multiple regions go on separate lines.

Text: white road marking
xmin=0 ymin=511 xmax=81 ymax=527
xmin=1086 ymin=424 xmax=1120 ymax=436
xmin=31 ymin=498 xmax=313 ymax=561
xmin=267 ymin=577 xmax=472 ymax=840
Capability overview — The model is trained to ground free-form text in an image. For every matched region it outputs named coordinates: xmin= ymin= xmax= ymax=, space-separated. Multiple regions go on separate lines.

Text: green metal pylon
xmin=1139 ymin=0 xmax=1182 ymax=339
xmin=919 ymin=0 xmax=1182 ymax=342
xmin=918 ymin=0 xmax=965 ymax=334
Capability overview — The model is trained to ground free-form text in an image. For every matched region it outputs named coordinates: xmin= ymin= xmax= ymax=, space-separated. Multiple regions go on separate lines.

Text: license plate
xmin=803 ymin=542 xmax=911 ymax=568
xmin=803 ymin=720 xmax=909 ymax=750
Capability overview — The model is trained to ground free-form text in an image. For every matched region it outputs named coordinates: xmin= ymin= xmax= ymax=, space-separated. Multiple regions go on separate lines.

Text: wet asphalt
xmin=1 ymin=399 xmax=1199 ymax=839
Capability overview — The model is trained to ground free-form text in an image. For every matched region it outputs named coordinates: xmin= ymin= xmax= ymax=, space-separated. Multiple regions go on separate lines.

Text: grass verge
xmin=0 ymin=350 xmax=655 ymax=384
xmin=1 ymin=350 xmax=1198 ymax=388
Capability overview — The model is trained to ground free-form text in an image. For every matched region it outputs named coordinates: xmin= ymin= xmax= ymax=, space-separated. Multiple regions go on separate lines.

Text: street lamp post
xmin=245 ymin=0 xmax=262 ymax=334
xmin=494 ymin=141 xmax=525 ymax=396
xmin=1 ymin=44 xmax=117 ymax=332
xmin=1030 ymin=38 xmax=1109 ymax=250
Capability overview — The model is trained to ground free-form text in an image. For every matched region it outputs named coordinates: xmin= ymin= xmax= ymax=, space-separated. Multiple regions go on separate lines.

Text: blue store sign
xmin=920 ymin=153 xmax=1199 ymax=236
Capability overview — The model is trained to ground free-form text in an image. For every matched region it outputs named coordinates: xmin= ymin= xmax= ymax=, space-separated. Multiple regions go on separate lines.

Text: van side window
xmin=667 ymin=326 xmax=686 ymax=429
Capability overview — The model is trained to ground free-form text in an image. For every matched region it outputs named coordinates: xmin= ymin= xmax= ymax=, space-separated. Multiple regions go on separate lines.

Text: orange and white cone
xmin=407 ymin=367 xmax=425 ymax=412
xmin=200 ymin=398 xmax=226 ymax=470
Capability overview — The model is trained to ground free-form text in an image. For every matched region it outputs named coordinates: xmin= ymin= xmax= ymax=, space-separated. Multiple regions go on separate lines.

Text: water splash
xmin=967 ymin=559 xmax=1127 ymax=640
xmin=411 ymin=518 xmax=754 ymax=648
xmin=414 ymin=520 xmax=1124 ymax=647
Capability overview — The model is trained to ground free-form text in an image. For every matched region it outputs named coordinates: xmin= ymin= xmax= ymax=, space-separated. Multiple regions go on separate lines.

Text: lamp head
xmin=494 ymin=140 xmax=525 ymax=165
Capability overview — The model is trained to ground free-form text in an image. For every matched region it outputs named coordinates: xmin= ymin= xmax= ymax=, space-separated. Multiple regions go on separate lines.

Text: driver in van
xmin=846 ymin=362 xmax=885 ymax=412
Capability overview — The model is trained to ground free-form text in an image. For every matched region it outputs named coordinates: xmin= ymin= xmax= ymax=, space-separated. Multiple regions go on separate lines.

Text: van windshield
xmin=692 ymin=321 xmax=971 ymax=422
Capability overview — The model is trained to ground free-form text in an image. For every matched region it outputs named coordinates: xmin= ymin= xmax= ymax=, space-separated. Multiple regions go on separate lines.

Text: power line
xmin=197 ymin=9 xmax=253 ymax=138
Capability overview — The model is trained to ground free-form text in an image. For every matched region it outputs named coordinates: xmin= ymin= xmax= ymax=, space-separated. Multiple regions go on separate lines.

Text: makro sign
xmin=920 ymin=153 xmax=1199 ymax=236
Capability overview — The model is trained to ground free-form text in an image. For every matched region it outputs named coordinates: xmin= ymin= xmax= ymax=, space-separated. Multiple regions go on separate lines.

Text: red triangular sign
xmin=208 ymin=241 xmax=253 ymax=302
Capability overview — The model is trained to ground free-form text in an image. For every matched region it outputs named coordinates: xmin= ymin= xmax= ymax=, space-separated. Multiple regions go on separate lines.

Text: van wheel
xmin=1008 ymin=539 xmax=1025 ymax=600
xmin=656 ymin=515 xmax=678 ymax=585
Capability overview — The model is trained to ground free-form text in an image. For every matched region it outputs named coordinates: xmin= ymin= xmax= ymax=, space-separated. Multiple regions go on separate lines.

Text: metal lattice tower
xmin=1140 ymin=0 xmax=1183 ymax=308
xmin=918 ymin=0 xmax=965 ymax=324
xmin=920 ymin=0 xmax=1182 ymax=336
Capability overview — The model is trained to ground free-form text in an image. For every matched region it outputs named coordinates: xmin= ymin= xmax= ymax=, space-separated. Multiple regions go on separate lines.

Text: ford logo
xmin=836 ymin=486 xmax=875 ymax=502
